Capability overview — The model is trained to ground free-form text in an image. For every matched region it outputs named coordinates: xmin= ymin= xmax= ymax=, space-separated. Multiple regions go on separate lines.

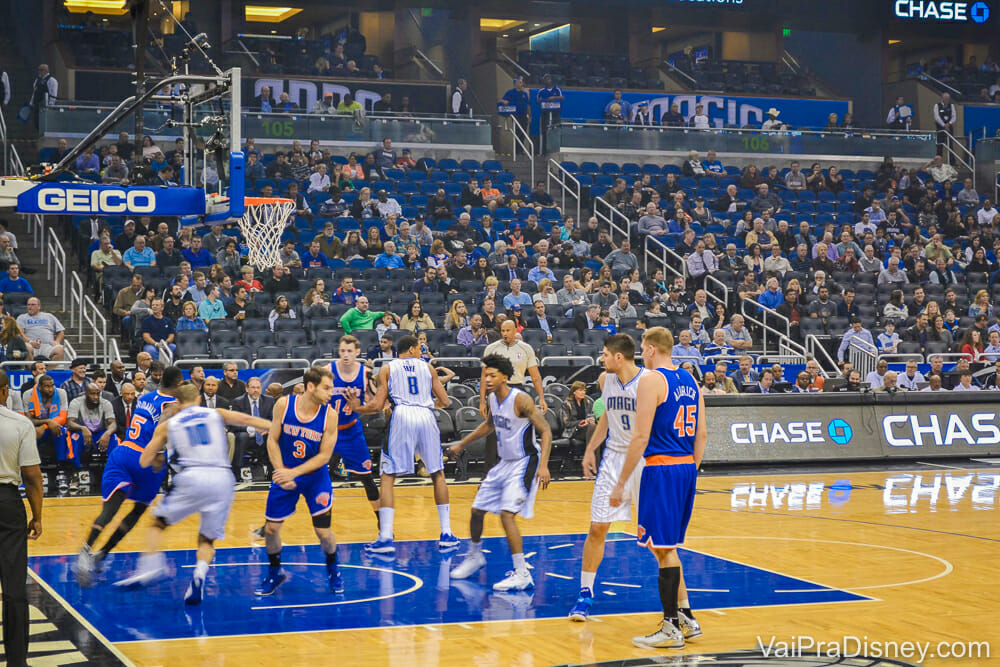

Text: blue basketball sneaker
xmin=364 ymin=537 xmax=396 ymax=554
xmin=568 ymin=588 xmax=594 ymax=621
xmin=255 ymin=567 xmax=286 ymax=596
xmin=184 ymin=575 xmax=204 ymax=606
xmin=438 ymin=532 xmax=460 ymax=549
xmin=328 ymin=568 xmax=344 ymax=594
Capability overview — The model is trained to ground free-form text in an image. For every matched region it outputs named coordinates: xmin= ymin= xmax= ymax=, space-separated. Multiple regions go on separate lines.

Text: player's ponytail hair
xmin=642 ymin=327 xmax=674 ymax=354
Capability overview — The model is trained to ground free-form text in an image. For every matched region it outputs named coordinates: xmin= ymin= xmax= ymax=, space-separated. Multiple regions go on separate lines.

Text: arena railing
xmin=805 ymin=333 xmax=840 ymax=375
xmin=546 ymin=159 xmax=581 ymax=223
xmin=39 ymin=106 xmax=494 ymax=149
xmin=251 ymin=358 xmax=311 ymax=370
xmin=848 ymin=335 xmax=877 ymax=379
xmin=545 ymin=121 xmax=938 ymax=160
xmin=941 ymin=130 xmax=976 ymax=187
xmin=877 ymin=352 xmax=924 ymax=365
xmin=70 ymin=271 xmax=109 ymax=365
xmin=592 ymin=196 xmax=691 ymax=284
xmin=44 ymin=226 xmax=68 ymax=313
xmin=641 ymin=234 xmax=688 ymax=283
xmin=173 ymin=358 xmax=249 ymax=370
xmin=501 ymin=115 xmax=534 ymax=184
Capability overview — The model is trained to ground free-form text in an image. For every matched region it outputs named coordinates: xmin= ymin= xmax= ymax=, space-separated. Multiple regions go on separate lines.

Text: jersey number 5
xmin=293 ymin=440 xmax=307 ymax=459
xmin=127 ymin=416 xmax=147 ymax=441
xmin=673 ymin=405 xmax=696 ymax=438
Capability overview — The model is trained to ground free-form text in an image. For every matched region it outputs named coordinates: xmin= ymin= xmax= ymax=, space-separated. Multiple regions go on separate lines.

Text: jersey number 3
xmin=673 ymin=405 xmax=696 ymax=438
xmin=293 ymin=440 xmax=307 ymax=459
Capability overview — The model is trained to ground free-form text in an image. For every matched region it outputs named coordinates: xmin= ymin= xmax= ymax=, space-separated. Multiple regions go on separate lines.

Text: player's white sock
xmin=679 ymin=597 xmax=690 ymax=609
xmin=193 ymin=560 xmax=210 ymax=581
xmin=436 ymin=504 xmax=451 ymax=534
xmin=511 ymin=552 xmax=527 ymax=575
xmin=468 ymin=540 xmax=482 ymax=555
xmin=580 ymin=571 xmax=596 ymax=592
xmin=378 ymin=507 xmax=395 ymax=541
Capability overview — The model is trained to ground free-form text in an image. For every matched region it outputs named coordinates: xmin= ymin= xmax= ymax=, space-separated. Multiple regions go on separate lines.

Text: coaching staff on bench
xmin=0 ymin=369 xmax=43 ymax=666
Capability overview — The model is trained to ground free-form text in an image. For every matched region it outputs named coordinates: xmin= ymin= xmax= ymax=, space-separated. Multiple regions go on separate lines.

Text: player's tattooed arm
xmin=517 ymin=392 xmax=552 ymax=489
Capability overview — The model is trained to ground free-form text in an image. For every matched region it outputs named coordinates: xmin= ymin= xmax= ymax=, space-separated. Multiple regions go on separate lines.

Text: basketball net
xmin=239 ymin=197 xmax=294 ymax=270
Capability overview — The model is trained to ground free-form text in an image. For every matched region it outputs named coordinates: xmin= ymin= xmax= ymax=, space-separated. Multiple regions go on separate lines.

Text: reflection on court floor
xmin=29 ymin=532 xmax=869 ymax=643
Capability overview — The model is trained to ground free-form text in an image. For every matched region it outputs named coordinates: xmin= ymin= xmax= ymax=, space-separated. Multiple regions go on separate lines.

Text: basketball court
xmin=17 ymin=464 xmax=999 ymax=666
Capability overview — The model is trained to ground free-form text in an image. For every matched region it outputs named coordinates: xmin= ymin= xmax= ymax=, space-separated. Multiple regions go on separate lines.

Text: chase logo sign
xmin=893 ymin=0 xmax=993 ymax=22
xmin=17 ymin=183 xmax=207 ymax=216
xmin=730 ymin=419 xmax=853 ymax=445
xmin=882 ymin=412 xmax=1000 ymax=447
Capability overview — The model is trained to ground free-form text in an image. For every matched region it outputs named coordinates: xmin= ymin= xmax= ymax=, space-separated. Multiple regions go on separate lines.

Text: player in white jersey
xmin=568 ymin=334 xmax=701 ymax=639
xmin=447 ymin=354 xmax=552 ymax=591
xmin=114 ymin=384 xmax=271 ymax=605
xmin=348 ymin=334 xmax=457 ymax=554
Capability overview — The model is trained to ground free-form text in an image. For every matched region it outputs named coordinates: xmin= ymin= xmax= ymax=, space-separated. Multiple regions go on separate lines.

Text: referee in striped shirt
xmin=0 ymin=369 xmax=43 ymax=667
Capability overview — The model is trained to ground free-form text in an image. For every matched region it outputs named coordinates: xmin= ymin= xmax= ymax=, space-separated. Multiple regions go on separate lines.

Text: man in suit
xmin=574 ymin=304 xmax=601 ymax=342
xmin=743 ymin=368 xmax=780 ymax=394
xmin=199 ymin=376 xmax=231 ymax=410
xmin=728 ymin=355 xmax=760 ymax=391
xmin=500 ymin=254 xmax=526 ymax=282
xmin=111 ymin=382 xmax=138 ymax=442
xmin=229 ymin=377 xmax=275 ymax=478
xmin=525 ymin=300 xmax=557 ymax=338
xmin=254 ymin=85 xmax=277 ymax=112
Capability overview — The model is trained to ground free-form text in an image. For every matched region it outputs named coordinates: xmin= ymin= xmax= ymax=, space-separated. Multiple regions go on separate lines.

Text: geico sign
xmin=883 ymin=412 xmax=1000 ymax=447
xmin=36 ymin=188 xmax=157 ymax=214
xmin=731 ymin=421 xmax=824 ymax=444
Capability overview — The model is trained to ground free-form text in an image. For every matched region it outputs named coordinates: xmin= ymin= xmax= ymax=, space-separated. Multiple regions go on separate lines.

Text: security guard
xmin=0 ymin=369 xmax=43 ymax=667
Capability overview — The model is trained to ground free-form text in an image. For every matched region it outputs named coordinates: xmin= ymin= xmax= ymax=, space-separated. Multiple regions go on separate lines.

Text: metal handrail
xmin=849 ymin=336 xmax=877 ymax=379
xmin=918 ymin=72 xmax=962 ymax=98
xmin=642 ymin=234 xmax=688 ymax=281
xmin=70 ymin=271 xmax=109 ymax=365
xmin=173 ymin=358 xmax=249 ymax=369
xmin=539 ymin=355 xmax=597 ymax=367
xmin=546 ymin=159 xmax=581 ymax=223
xmin=504 ymin=115 xmax=535 ymax=183
xmin=109 ymin=336 xmax=122 ymax=362
xmin=758 ymin=354 xmax=807 ymax=365
xmin=661 ymin=60 xmax=697 ymax=87
xmin=942 ymin=130 xmax=976 ymax=187
xmin=592 ymin=196 xmax=630 ymax=247
xmin=741 ymin=296 xmax=792 ymax=343
xmin=553 ymin=119 xmax=935 ymax=138
xmin=251 ymin=358 xmax=311 ymax=369
xmin=414 ymin=49 xmax=445 ymax=79
xmin=45 ymin=226 xmax=68 ymax=312
xmin=878 ymin=353 xmax=925 ymax=364
xmin=501 ymin=53 xmax=531 ymax=79
xmin=704 ymin=272 xmax=730 ymax=309
xmin=805 ymin=333 xmax=840 ymax=376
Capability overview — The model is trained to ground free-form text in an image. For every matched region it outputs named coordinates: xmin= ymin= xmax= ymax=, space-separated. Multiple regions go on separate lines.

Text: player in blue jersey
xmin=256 ymin=365 xmax=341 ymax=596
xmin=610 ymin=327 xmax=706 ymax=650
xmin=75 ymin=366 xmax=184 ymax=585
xmin=330 ymin=335 xmax=380 ymax=527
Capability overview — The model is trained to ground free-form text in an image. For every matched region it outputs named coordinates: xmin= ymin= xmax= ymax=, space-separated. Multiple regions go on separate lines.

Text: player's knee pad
xmin=311 ymin=511 xmax=332 ymax=529
xmin=359 ymin=474 xmax=380 ymax=501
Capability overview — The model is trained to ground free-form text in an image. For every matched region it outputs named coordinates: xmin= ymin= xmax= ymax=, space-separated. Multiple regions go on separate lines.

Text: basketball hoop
xmin=239 ymin=197 xmax=294 ymax=270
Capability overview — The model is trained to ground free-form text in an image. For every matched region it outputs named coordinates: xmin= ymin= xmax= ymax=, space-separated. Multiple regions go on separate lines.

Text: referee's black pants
xmin=0 ymin=484 xmax=28 ymax=667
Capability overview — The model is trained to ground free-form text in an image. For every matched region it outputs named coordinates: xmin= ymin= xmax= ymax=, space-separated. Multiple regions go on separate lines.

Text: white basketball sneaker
xmin=492 ymin=569 xmax=534 ymax=592
xmin=450 ymin=551 xmax=487 ymax=579
xmin=632 ymin=619 xmax=685 ymax=649
xmin=678 ymin=610 xmax=702 ymax=639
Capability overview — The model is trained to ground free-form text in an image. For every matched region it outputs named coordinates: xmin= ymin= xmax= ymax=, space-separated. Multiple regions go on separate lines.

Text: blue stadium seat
xmin=438 ymin=158 xmax=460 ymax=172
xmin=641 ymin=163 xmax=662 ymax=176
xmin=460 ymin=159 xmax=482 ymax=172
xmin=482 ymin=160 xmax=504 ymax=173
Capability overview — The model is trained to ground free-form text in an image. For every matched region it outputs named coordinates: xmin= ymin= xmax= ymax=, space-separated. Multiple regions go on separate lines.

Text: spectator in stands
xmin=528 ymin=181 xmax=556 ymax=212
xmin=951 ymin=369 xmax=980 ymax=392
xmin=0 ymin=263 xmax=31 ymax=294
xmin=501 ymin=77 xmax=530 ymax=129
xmin=635 ymin=203 xmax=669 ymax=238
xmin=729 ymin=356 xmax=759 ymax=390
xmin=340 ymin=296 xmax=391 ymax=334
xmin=761 ymin=108 xmax=783 ymax=131
xmin=262 ymin=263 xmax=298 ymax=295
xmin=688 ymin=104 xmax=710 ymax=129
xmin=374 ymin=138 xmax=396 ymax=170
xmin=836 ymin=317 xmax=873 ymax=363
xmin=603 ymin=90 xmax=632 ymax=119
xmin=721 ymin=314 xmax=753 ymax=351
xmin=502 ymin=278 xmax=533 ymax=310
xmin=372 ymin=241 xmax=404 ymax=269
xmin=877 ymin=256 xmax=908 ymax=286
xmin=267 ymin=295 xmax=296 ymax=331
xmin=604 ymin=240 xmax=638 ymax=276
xmin=139 ymin=297 xmax=175 ymax=359
xmin=608 ymin=291 xmax=636 ymax=325
xmin=184 ymin=271 xmax=209 ymax=305
xmin=197 ymin=285 xmax=226 ymax=322
xmin=176 ymin=300 xmax=207 ymax=332
xmin=983 ymin=330 xmax=1000 ymax=361
xmin=758 ymin=277 xmax=784 ymax=311
xmin=959 ymin=328 xmax=986 ymax=362
xmin=17 ymin=298 xmax=65 ymax=361
xmin=659 ymin=103 xmax=682 ymax=126
xmin=681 ymin=150 xmax=705 ymax=178
xmin=976 ymin=199 xmax=997 ymax=227
xmin=892 ymin=360 xmax=923 ymax=391
xmin=957 ymin=177 xmax=980 ymax=207
xmin=225 ymin=286 xmax=260 ymax=321
xmin=750 ymin=184 xmax=781 ymax=215
xmin=808 ymin=285 xmax=837 ymax=321
xmin=574 ymin=304 xmax=601 ymax=339
xmin=122 ymin=235 xmax=155 ymax=271
xmin=833 ymin=369 xmax=863 ymax=392
xmin=183 ymin=235 xmax=214 ymax=267
xmin=254 ymin=85 xmax=276 ymax=112
xmin=59 ymin=358 xmax=89 ymax=403
xmin=783 ymin=162 xmax=807 ymax=191
xmin=701 ymin=328 xmax=732 ymax=359
xmin=215 ymin=362 xmax=246 ymax=404
xmin=923 ymin=155 xmax=958 ymax=183
xmin=929 ymin=257 xmax=957 ymax=285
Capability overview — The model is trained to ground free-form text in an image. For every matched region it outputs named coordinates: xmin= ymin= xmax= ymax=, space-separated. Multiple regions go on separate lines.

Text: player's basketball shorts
xmin=100 ymin=443 xmax=167 ymax=505
xmin=636 ymin=455 xmax=697 ymax=550
xmin=472 ymin=455 xmax=540 ymax=519
xmin=591 ymin=449 xmax=644 ymax=524
xmin=381 ymin=405 xmax=442 ymax=476
xmin=265 ymin=468 xmax=333 ymax=521
xmin=153 ymin=467 xmax=235 ymax=541
xmin=335 ymin=423 xmax=372 ymax=475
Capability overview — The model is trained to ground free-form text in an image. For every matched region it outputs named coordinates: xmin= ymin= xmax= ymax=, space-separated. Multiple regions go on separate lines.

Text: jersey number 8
xmin=407 ymin=376 xmax=419 ymax=395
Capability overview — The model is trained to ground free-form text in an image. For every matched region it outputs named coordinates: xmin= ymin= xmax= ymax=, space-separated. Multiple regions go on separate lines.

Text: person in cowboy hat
xmin=762 ymin=107 xmax=783 ymax=131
